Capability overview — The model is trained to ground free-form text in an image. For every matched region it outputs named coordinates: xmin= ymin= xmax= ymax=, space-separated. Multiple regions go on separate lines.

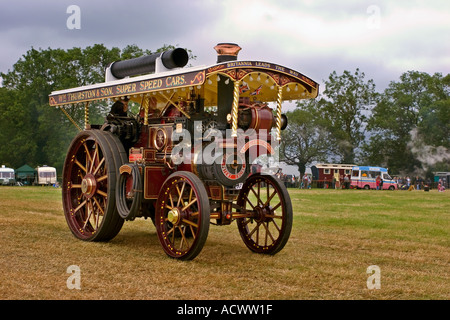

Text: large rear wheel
xmin=62 ymin=130 xmax=127 ymax=241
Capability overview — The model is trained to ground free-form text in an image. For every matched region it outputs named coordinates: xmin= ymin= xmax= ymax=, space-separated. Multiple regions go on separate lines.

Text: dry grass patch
xmin=0 ymin=186 xmax=449 ymax=300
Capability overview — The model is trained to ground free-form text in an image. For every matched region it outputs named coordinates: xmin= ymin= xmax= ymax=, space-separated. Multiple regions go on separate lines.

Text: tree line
xmin=281 ymin=68 xmax=450 ymax=178
xmin=0 ymin=44 xmax=448 ymax=179
xmin=0 ymin=44 xmax=195 ymax=174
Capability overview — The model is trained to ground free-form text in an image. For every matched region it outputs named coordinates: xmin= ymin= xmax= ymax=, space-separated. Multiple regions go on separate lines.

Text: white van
xmin=350 ymin=166 xmax=397 ymax=190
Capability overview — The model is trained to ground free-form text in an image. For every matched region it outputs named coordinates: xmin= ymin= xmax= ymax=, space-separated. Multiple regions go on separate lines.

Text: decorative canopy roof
xmin=49 ymin=60 xmax=319 ymax=108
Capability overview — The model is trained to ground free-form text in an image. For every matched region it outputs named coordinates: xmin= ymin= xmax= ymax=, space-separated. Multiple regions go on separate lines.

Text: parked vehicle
xmin=0 ymin=165 xmax=15 ymax=186
xmin=35 ymin=166 xmax=57 ymax=185
xmin=311 ymin=163 xmax=355 ymax=188
xmin=351 ymin=166 xmax=397 ymax=190
xmin=49 ymin=43 xmax=319 ymax=260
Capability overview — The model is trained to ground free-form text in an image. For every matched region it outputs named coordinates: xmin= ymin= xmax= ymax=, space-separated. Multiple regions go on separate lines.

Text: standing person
xmin=376 ymin=175 xmax=381 ymax=190
xmin=426 ymin=178 xmax=431 ymax=190
xmin=416 ymin=176 xmax=423 ymax=190
xmin=302 ymin=173 xmax=309 ymax=189
xmin=438 ymin=179 xmax=445 ymax=192
xmin=344 ymin=174 xmax=350 ymax=189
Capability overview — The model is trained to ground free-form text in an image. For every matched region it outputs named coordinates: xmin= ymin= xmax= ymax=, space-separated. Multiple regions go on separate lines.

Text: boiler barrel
xmin=110 ymin=48 xmax=189 ymax=79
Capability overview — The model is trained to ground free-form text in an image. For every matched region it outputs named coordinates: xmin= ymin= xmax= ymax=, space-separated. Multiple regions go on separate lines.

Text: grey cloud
xmin=0 ymin=0 xmax=448 ymax=94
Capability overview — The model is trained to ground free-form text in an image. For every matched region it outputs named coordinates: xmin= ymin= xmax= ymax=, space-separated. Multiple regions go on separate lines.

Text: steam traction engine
xmin=49 ymin=43 xmax=319 ymax=260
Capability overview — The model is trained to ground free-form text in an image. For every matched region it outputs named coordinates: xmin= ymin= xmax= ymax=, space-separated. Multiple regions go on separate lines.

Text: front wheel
xmin=155 ymin=171 xmax=210 ymax=260
xmin=236 ymin=174 xmax=293 ymax=255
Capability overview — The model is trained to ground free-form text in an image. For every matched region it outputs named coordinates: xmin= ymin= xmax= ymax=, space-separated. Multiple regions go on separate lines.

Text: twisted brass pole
xmin=231 ymin=79 xmax=241 ymax=138
xmin=275 ymin=86 xmax=283 ymax=141
xmin=141 ymin=95 xmax=149 ymax=125
xmin=84 ymin=101 xmax=90 ymax=130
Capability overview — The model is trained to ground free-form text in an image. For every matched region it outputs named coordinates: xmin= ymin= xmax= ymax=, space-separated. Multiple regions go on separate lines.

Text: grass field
xmin=0 ymin=186 xmax=448 ymax=300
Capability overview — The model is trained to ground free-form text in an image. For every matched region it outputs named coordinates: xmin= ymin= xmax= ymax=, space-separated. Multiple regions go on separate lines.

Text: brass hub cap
xmin=81 ymin=174 xmax=97 ymax=198
xmin=167 ymin=208 xmax=181 ymax=225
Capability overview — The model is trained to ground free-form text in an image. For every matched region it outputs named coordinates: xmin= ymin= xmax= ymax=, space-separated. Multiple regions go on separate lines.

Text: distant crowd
xmin=274 ymin=171 xmax=446 ymax=191
xmin=393 ymin=176 xmax=445 ymax=191
xmin=275 ymin=171 xmax=312 ymax=189
xmin=394 ymin=176 xmax=429 ymax=190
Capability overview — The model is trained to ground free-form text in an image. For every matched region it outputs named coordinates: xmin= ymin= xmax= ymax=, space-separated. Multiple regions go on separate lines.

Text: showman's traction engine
xmin=49 ymin=43 xmax=319 ymax=260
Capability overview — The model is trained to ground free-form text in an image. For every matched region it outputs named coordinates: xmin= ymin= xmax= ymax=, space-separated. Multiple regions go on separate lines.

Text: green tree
xmin=0 ymin=44 xmax=192 ymax=174
xmin=318 ymin=68 xmax=378 ymax=164
xmin=417 ymin=73 xmax=450 ymax=148
xmin=0 ymin=88 xmax=37 ymax=168
xmin=281 ymin=99 xmax=334 ymax=175
xmin=364 ymin=71 xmax=450 ymax=174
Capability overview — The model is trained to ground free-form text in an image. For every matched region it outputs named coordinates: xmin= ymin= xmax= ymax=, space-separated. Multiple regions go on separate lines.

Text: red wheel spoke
xmin=97 ymin=189 xmax=107 ymax=198
xmin=248 ymin=221 xmax=262 ymax=238
xmin=182 ymin=218 xmax=198 ymax=228
xmin=82 ymin=199 xmax=93 ymax=230
xmin=250 ymin=186 xmax=262 ymax=205
xmin=169 ymin=193 xmax=175 ymax=209
xmin=176 ymin=181 xmax=186 ymax=207
xmin=271 ymin=202 xmax=282 ymax=212
xmin=270 ymin=219 xmax=281 ymax=233
xmin=262 ymin=221 xmax=276 ymax=242
xmin=88 ymin=142 xmax=98 ymax=173
xmin=171 ymin=225 xmax=176 ymax=244
xmin=96 ymin=174 xmax=107 ymax=183
xmin=92 ymin=157 xmax=105 ymax=176
xmin=257 ymin=181 xmax=261 ymax=201
xmin=182 ymin=197 xmax=197 ymax=211
xmin=92 ymin=196 xmax=104 ymax=216
xmin=73 ymin=199 xmax=87 ymax=214
xmin=179 ymin=226 xmax=190 ymax=250
xmin=189 ymin=225 xmax=196 ymax=240
xmin=246 ymin=197 xmax=256 ymax=210
xmin=265 ymin=213 xmax=282 ymax=219
xmin=83 ymin=141 xmax=93 ymax=167
xmin=188 ymin=188 xmax=193 ymax=203
xmin=74 ymin=159 xmax=87 ymax=173
xmin=265 ymin=189 xmax=277 ymax=206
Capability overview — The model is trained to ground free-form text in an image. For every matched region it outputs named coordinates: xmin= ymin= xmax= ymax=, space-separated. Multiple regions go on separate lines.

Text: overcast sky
xmin=0 ymin=0 xmax=449 ymax=92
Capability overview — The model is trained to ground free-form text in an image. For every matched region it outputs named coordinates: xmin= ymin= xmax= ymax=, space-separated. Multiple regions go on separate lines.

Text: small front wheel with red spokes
xmin=236 ymin=174 xmax=293 ymax=255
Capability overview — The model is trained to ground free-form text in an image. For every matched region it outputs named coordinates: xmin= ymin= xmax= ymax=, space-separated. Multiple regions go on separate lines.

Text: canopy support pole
xmin=275 ymin=86 xmax=283 ymax=141
xmin=84 ymin=101 xmax=90 ymax=130
xmin=141 ymin=95 xmax=149 ymax=125
xmin=230 ymin=79 xmax=241 ymax=138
